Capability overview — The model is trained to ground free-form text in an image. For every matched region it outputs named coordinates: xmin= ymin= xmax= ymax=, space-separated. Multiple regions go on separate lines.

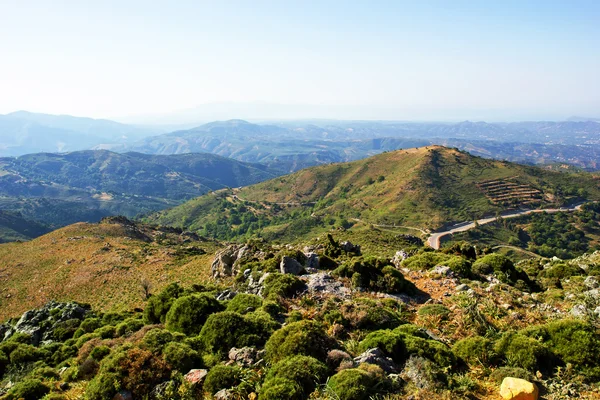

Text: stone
xmin=401 ymin=356 xmax=445 ymax=390
xmin=571 ymin=304 xmax=587 ymax=318
xmin=354 ymin=348 xmax=399 ymax=373
xmin=216 ymin=289 xmax=237 ymax=301
xmin=340 ymin=241 xmax=361 ymax=255
xmin=280 ymin=256 xmax=305 ymax=275
xmin=184 ymin=369 xmax=208 ymax=388
xmin=214 ymin=389 xmax=235 ymax=400
xmin=303 ymin=273 xmax=351 ymax=298
xmin=430 ymin=265 xmax=452 ymax=277
xmin=304 ymin=252 xmax=320 ymax=269
xmin=584 ymin=276 xmax=599 ymax=289
xmin=455 ymin=284 xmax=470 ymax=292
xmin=150 ymin=381 xmax=175 ymax=399
xmin=499 ymin=377 xmax=539 ymax=400
xmin=392 ymin=250 xmax=409 ymax=267
xmin=229 ymin=347 xmax=262 ymax=367
xmin=211 ymin=246 xmax=238 ymax=279
xmin=112 ymin=391 xmax=133 ymax=400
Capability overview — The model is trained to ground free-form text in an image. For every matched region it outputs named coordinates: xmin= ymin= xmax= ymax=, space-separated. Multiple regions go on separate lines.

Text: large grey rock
xmin=354 ymin=348 xmax=399 ymax=373
xmin=584 ymin=276 xmax=599 ymax=289
xmin=280 ymin=256 xmax=305 ymax=275
xmin=184 ymin=369 xmax=208 ymax=388
xmin=304 ymin=252 xmax=320 ymax=269
xmin=303 ymin=273 xmax=351 ymax=298
xmin=229 ymin=347 xmax=264 ymax=367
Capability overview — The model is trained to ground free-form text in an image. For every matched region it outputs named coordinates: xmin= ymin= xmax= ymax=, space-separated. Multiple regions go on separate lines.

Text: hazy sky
xmin=1 ymin=1 xmax=599 ymax=122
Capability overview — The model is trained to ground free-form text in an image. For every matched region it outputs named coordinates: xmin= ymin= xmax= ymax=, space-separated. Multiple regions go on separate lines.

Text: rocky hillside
xmin=0 ymin=217 xmax=599 ymax=399
xmin=148 ymin=146 xmax=600 ymax=241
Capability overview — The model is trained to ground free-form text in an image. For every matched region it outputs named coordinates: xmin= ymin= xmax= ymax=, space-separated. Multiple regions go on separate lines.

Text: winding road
xmin=426 ymin=203 xmax=586 ymax=249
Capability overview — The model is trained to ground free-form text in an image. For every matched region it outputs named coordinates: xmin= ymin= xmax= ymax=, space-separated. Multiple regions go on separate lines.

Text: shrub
xmin=143 ymin=329 xmax=174 ymax=353
xmin=163 ymin=342 xmax=202 ymax=372
xmin=327 ymin=368 xmax=375 ymax=400
xmin=80 ymin=318 xmax=102 ymax=333
xmin=473 ymin=253 xmax=538 ymax=291
xmin=319 ymin=255 xmax=338 ymax=270
xmin=31 ymin=366 xmax=60 ymax=380
xmin=402 ymin=335 xmax=456 ymax=368
xmin=259 ymin=377 xmax=303 ymax=400
xmin=489 ymin=366 xmax=533 ymax=384
xmin=402 ymin=252 xmax=454 ymax=271
xmin=333 ymin=257 xmax=416 ymax=294
xmin=4 ymin=378 xmax=50 ymax=400
xmin=52 ymin=318 xmax=81 ymax=341
xmin=94 ymin=325 xmax=115 ymax=339
xmin=203 ymin=365 xmax=241 ymax=395
xmin=86 ymin=372 xmax=120 ymax=400
xmin=115 ymin=318 xmax=145 ymax=337
xmin=262 ymin=273 xmax=305 ymax=299
xmin=90 ymin=345 xmax=111 ymax=361
xmin=9 ymin=343 xmax=45 ymax=364
xmin=226 ymin=293 xmax=263 ymax=314
xmin=265 ymin=321 xmax=334 ymax=363
xmin=539 ymin=263 xmax=584 ymax=279
xmin=165 ymin=294 xmax=223 ymax=335
xmin=417 ymin=304 xmax=451 ymax=319
xmin=494 ymin=332 xmax=549 ymax=372
xmin=521 ymin=320 xmax=600 ymax=371
xmin=0 ymin=351 xmax=8 ymax=376
xmin=200 ymin=311 xmax=278 ymax=355
xmin=144 ymin=282 xmax=186 ymax=324
xmin=335 ymin=298 xmax=403 ymax=331
xmin=358 ymin=330 xmax=406 ymax=363
xmin=264 ymin=355 xmax=328 ymax=396
xmin=444 ymin=256 xmax=473 ymax=277
xmin=452 ymin=336 xmax=495 ymax=366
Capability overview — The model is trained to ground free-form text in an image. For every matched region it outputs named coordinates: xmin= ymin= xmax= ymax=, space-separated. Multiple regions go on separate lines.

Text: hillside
xmin=148 ymin=146 xmax=600 ymax=241
xmin=0 ymin=217 xmax=220 ymax=321
xmin=0 ymin=210 xmax=50 ymax=242
xmin=0 ymin=150 xmax=279 ymax=239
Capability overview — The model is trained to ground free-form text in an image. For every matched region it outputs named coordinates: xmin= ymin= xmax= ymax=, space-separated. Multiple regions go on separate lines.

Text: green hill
xmin=0 ymin=210 xmax=50 ymax=242
xmin=147 ymin=146 xmax=600 ymax=241
xmin=0 ymin=150 xmax=280 ymax=239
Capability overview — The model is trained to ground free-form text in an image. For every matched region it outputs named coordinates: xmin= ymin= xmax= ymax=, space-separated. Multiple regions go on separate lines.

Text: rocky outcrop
xmin=280 ymin=256 xmax=305 ymax=275
xmin=184 ymin=369 xmax=208 ymax=388
xmin=353 ymin=348 xmax=398 ymax=373
xmin=340 ymin=241 xmax=361 ymax=255
xmin=500 ymin=377 xmax=539 ymax=400
xmin=211 ymin=244 xmax=267 ymax=279
xmin=2 ymin=301 xmax=91 ymax=345
xmin=303 ymin=273 xmax=351 ymax=298
xmin=392 ymin=250 xmax=408 ymax=267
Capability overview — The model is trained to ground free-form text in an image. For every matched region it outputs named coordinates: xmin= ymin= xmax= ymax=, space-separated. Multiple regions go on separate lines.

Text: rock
xmin=430 ymin=265 xmax=452 ymax=277
xmin=401 ymin=356 xmax=445 ymax=390
xmin=229 ymin=347 xmax=262 ymax=367
xmin=571 ymin=304 xmax=588 ymax=318
xmin=340 ymin=241 xmax=361 ymax=255
xmin=184 ymin=369 xmax=208 ymax=388
xmin=499 ymin=377 xmax=539 ymax=400
xmin=112 ymin=391 xmax=133 ymax=400
xmin=150 ymin=381 xmax=174 ymax=399
xmin=59 ymin=382 xmax=69 ymax=391
xmin=216 ymin=289 xmax=237 ymax=301
xmin=584 ymin=276 xmax=599 ymax=289
xmin=211 ymin=246 xmax=238 ymax=279
xmin=280 ymin=256 xmax=305 ymax=275
xmin=214 ymin=389 xmax=235 ymax=400
xmin=304 ymin=252 xmax=320 ymax=269
xmin=303 ymin=273 xmax=351 ymax=298
xmin=455 ymin=284 xmax=470 ymax=292
xmin=392 ymin=250 xmax=409 ymax=267
xmin=353 ymin=348 xmax=399 ymax=373
xmin=5 ymin=301 xmax=91 ymax=345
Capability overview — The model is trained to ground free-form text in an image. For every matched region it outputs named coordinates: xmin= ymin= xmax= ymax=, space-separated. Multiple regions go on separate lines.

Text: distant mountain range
xmin=0 ymin=111 xmax=161 ymax=156
xmin=0 ymin=150 xmax=279 ymax=239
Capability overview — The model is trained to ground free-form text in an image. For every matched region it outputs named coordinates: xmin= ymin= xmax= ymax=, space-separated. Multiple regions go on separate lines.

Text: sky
xmin=0 ymin=0 xmax=599 ymax=122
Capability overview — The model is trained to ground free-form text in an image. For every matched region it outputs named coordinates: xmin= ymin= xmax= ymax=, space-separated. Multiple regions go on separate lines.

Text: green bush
xmin=402 ymin=335 xmax=456 ymax=368
xmin=52 ymin=318 xmax=82 ymax=341
xmin=265 ymin=321 xmax=334 ymax=363
xmin=417 ymin=304 xmax=451 ymax=319
xmin=144 ymin=282 xmax=186 ymax=324
xmin=9 ymin=343 xmax=45 ymax=364
xmin=259 ymin=377 xmax=303 ymax=400
xmin=90 ymin=345 xmax=111 ymax=361
xmin=494 ymin=332 xmax=549 ymax=372
xmin=319 ymin=255 xmax=338 ymax=270
xmin=94 ymin=325 xmax=115 ymax=339
xmin=203 ymin=365 xmax=241 ymax=395
xmin=452 ymin=336 xmax=495 ymax=366
xmin=264 ymin=355 xmax=328 ymax=396
xmin=539 ymin=263 xmax=584 ymax=279
xmin=472 ymin=253 xmax=538 ymax=291
xmin=86 ymin=372 xmax=120 ymax=400
xmin=444 ymin=256 xmax=473 ymax=277
xmin=143 ymin=329 xmax=174 ymax=353
xmin=163 ymin=342 xmax=202 ymax=372
xmin=115 ymin=318 xmax=145 ymax=337
xmin=327 ymin=368 xmax=375 ymax=400
xmin=226 ymin=293 xmax=263 ymax=314
xmin=489 ymin=366 xmax=533 ymax=384
xmin=200 ymin=311 xmax=278 ymax=355
xmin=165 ymin=294 xmax=223 ymax=335
xmin=333 ymin=257 xmax=416 ymax=294
xmin=31 ymin=366 xmax=60 ymax=380
xmin=4 ymin=378 xmax=50 ymax=400
xmin=80 ymin=318 xmax=102 ymax=333
xmin=0 ymin=351 xmax=8 ymax=376
xmin=358 ymin=330 xmax=406 ymax=363
xmin=402 ymin=252 xmax=455 ymax=271
xmin=331 ymin=298 xmax=403 ymax=331
xmin=262 ymin=273 xmax=305 ymax=299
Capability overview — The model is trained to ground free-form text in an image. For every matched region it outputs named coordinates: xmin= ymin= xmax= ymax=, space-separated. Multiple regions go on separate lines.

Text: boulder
xmin=353 ymin=348 xmax=399 ymax=373
xmin=304 ymin=252 xmax=320 ymax=269
xmin=340 ymin=241 xmax=361 ymax=255
xmin=303 ymin=273 xmax=351 ymax=298
xmin=500 ymin=377 xmax=539 ymax=400
xmin=455 ymin=284 xmax=470 ymax=292
xmin=583 ymin=276 xmax=599 ymax=289
xmin=280 ymin=256 xmax=305 ymax=275
xmin=184 ymin=369 xmax=208 ymax=388
xmin=392 ymin=250 xmax=409 ymax=267
xmin=228 ymin=347 xmax=264 ymax=367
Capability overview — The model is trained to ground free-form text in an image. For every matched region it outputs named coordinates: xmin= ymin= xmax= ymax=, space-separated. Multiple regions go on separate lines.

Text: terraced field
xmin=476 ymin=176 xmax=543 ymax=206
